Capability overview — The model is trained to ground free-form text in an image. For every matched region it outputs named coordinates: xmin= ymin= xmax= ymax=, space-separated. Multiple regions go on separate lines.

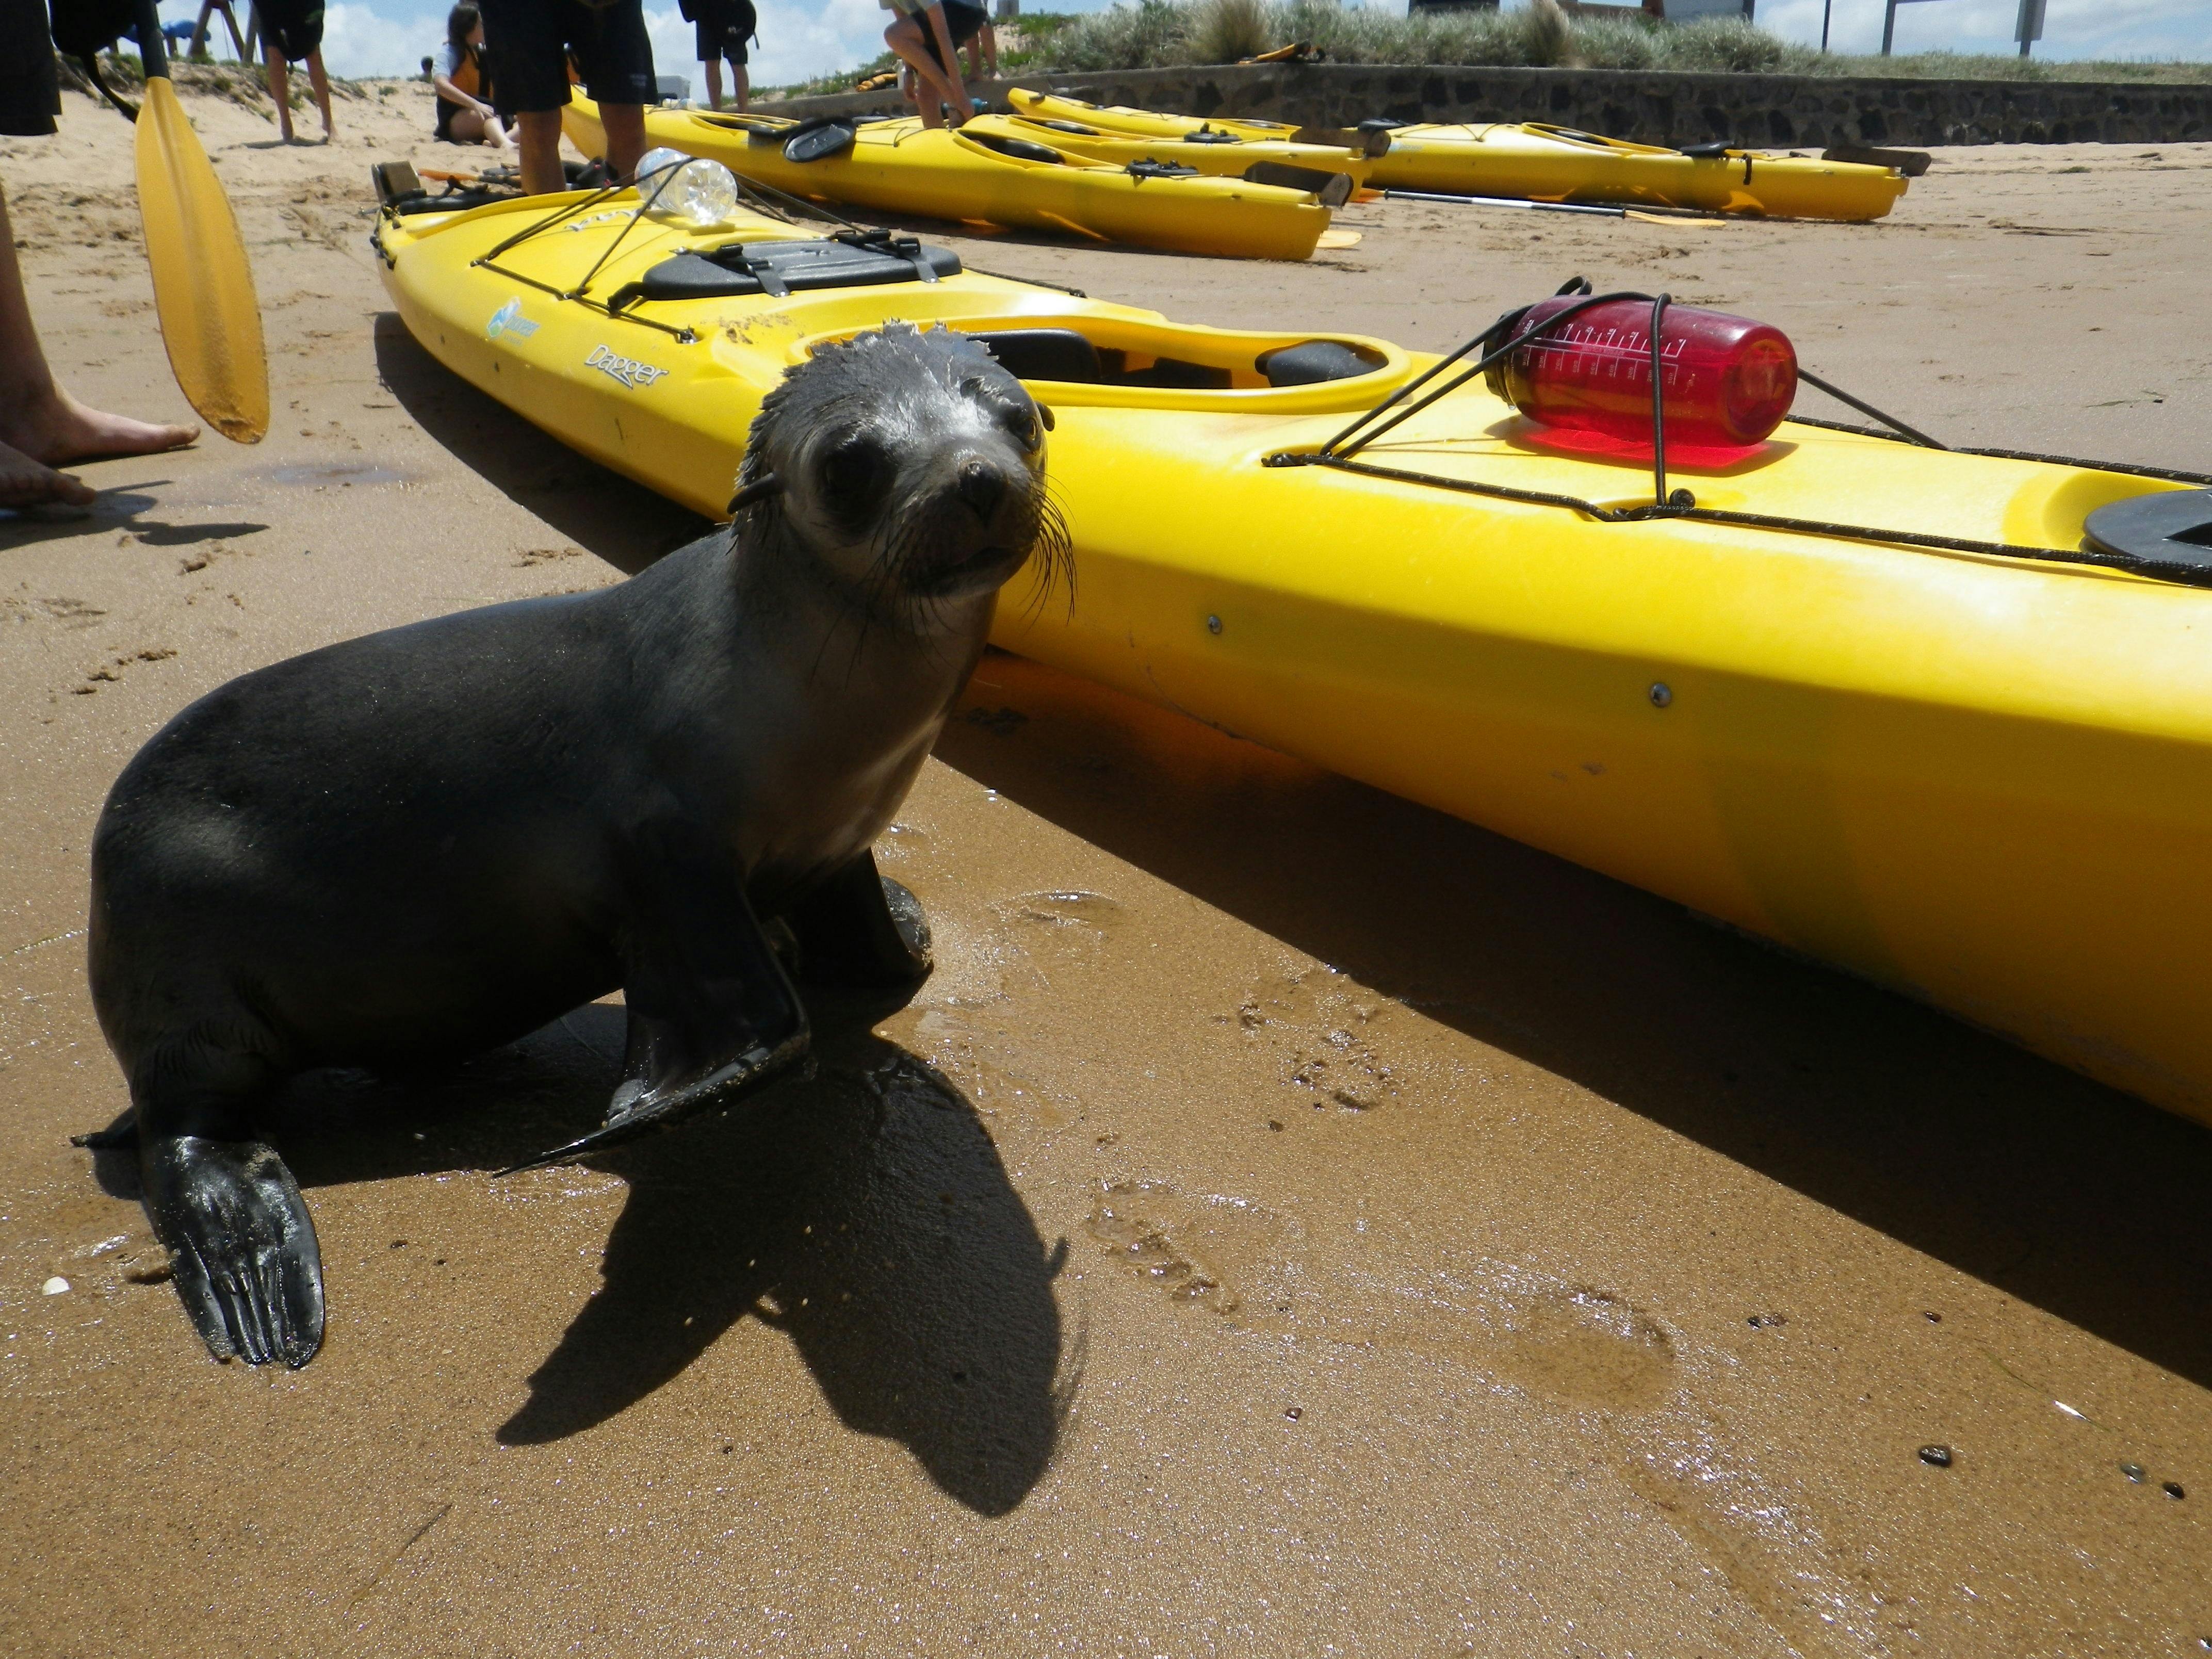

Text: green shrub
xmin=1187 ymin=0 xmax=1273 ymax=62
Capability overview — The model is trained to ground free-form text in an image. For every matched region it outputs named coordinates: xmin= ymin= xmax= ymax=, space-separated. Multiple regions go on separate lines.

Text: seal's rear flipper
xmin=71 ymin=1115 xmax=140 ymax=1151
xmin=785 ymin=849 xmax=933 ymax=986
xmin=142 ymin=1136 xmax=324 ymax=1368
xmin=498 ymin=824 xmax=812 ymax=1176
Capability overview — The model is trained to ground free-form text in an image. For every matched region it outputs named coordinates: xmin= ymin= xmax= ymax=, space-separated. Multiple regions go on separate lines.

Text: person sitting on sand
xmin=432 ymin=3 xmax=511 ymax=153
xmin=480 ymin=0 xmax=653 ymax=194
xmin=681 ymin=0 xmax=756 ymax=112
xmin=0 ymin=0 xmax=196 ymax=508
xmin=881 ymin=0 xmax=972 ymax=130
xmin=255 ymin=0 xmax=336 ymax=142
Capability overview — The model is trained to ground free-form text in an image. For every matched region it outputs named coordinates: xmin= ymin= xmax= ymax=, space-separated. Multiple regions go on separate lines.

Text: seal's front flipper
xmin=786 ymin=849 xmax=933 ymax=986
xmin=141 ymin=1135 xmax=324 ymax=1368
xmin=498 ymin=832 xmax=811 ymax=1175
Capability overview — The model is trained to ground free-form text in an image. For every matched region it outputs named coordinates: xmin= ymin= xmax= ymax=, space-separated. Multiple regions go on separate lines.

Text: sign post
xmin=1880 ymin=0 xmax=1949 ymax=55
xmin=2015 ymin=0 xmax=2046 ymax=56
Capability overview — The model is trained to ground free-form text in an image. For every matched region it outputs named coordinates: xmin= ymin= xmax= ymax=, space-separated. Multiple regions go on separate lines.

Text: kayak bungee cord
xmin=1270 ymin=278 xmax=2212 ymax=590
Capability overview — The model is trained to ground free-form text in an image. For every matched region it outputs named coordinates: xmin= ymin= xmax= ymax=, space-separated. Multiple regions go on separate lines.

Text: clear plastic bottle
xmin=636 ymin=145 xmax=740 ymax=229
xmin=1485 ymin=297 xmax=1798 ymax=450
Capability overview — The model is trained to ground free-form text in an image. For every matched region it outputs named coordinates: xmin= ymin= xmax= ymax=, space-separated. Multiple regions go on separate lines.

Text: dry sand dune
xmin=2 ymin=77 xmax=2208 ymax=1657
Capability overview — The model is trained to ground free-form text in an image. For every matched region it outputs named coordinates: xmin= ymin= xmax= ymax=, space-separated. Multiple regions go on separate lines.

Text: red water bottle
xmin=1485 ymin=297 xmax=1798 ymax=449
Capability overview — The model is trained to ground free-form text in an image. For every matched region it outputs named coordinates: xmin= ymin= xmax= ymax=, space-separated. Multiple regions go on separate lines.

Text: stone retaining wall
xmin=761 ymin=62 xmax=2212 ymax=148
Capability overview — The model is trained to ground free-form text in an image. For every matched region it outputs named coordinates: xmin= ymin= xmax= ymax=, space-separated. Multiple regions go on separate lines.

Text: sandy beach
xmin=2 ymin=77 xmax=2208 ymax=1656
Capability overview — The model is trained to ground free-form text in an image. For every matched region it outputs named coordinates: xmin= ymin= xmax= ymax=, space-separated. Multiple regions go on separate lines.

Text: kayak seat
xmin=964 ymin=331 xmax=1238 ymax=390
xmin=1258 ymin=340 xmax=1387 ymax=387
xmin=967 ymin=133 xmax=1066 ymax=165
xmin=615 ymin=233 xmax=961 ymax=305
xmin=971 ymin=330 xmax=1105 ymax=383
xmin=389 ymin=187 xmax=517 ymax=215
xmin=1241 ymin=161 xmax=1354 ymax=207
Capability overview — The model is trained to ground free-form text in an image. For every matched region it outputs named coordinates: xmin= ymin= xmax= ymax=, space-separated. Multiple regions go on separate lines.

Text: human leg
xmin=597 ymin=103 xmax=646 ymax=181
xmin=884 ymin=15 xmax=964 ymax=128
xmin=480 ymin=0 xmax=581 ymax=191
xmin=703 ymin=57 xmax=723 ymax=110
xmin=0 ymin=182 xmax=195 ymax=505
xmin=514 ymin=108 xmax=564 ymax=193
xmin=304 ymin=50 xmax=334 ymax=137
xmin=568 ymin=0 xmax=655 ymax=175
xmin=263 ymin=45 xmax=294 ymax=140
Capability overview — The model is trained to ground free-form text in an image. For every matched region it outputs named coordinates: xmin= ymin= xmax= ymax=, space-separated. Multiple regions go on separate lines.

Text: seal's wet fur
xmin=85 ymin=324 xmax=1056 ymax=1369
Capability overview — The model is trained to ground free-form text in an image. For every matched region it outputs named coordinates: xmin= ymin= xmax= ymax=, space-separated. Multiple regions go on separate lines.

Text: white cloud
xmin=320 ymin=3 xmax=443 ymax=78
xmin=643 ymin=0 xmax=900 ymax=92
xmin=1715 ymin=0 xmax=2209 ymax=59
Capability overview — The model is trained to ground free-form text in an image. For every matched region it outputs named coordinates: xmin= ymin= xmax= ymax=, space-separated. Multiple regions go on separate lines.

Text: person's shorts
xmin=694 ymin=0 xmax=756 ymax=66
xmin=257 ymin=0 xmax=327 ymax=62
xmin=0 ymin=0 xmax=61 ymax=136
xmin=916 ymin=0 xmax=986 ymax=71
xmin=481 ymin=0 xmax=656 ymax=116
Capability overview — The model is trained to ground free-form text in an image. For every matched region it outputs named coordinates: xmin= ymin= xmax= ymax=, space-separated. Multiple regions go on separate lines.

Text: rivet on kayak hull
xmin=1206 ymin=614 xmax=1223 ymax=635
xmin=1649 ymin=681 xmax=1672 ymax=708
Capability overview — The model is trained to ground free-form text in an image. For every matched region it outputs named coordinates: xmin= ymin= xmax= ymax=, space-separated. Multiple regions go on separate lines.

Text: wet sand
xmin=3 ymin=81 xmax=2208 ymax=1657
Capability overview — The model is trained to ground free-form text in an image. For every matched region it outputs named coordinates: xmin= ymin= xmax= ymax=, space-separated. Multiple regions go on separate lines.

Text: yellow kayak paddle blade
xmin=134 ymin=76 xmax=268 ymax=443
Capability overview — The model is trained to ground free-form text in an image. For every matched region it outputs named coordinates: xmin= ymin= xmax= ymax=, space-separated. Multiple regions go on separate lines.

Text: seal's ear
xmin=1035 ymin=403 xmax=1055 ymax=432
xmin=727 ymin=472 xmax=785 ymax=515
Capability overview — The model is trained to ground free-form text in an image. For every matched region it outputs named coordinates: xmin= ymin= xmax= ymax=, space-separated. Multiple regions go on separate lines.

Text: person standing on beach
xmin=254 ymin=0 xmax=336 ymax=142
xmin=682 ymin=0 xmax=755 ymax=112
xmin=479 ymin=0 xmax=653 ymax=193
xmin=881 ymin=0 xmax=971 ymax=129
xmin=432 ymin=3 xmax=511 ymax=152
xmin=0 ymin=0 xmax=196 ymax=507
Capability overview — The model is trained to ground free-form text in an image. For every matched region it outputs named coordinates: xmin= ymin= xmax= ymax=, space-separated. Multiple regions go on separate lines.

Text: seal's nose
xmin=955 ymin=458 xmax=1006 ymax=521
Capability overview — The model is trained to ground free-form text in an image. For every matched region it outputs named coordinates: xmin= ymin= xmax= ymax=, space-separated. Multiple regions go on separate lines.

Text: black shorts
xmin=0 ymin=0 xmax=61 ymax=136
xmin=917 ymin=1 xmax=986 ymax=71
xmin=694 ymin=0 xmax=755 ymax=66
xmin=481 ymin=0 xmax=656 ymax=116
xmin=257 ymin=0 xmax=327 ymax=61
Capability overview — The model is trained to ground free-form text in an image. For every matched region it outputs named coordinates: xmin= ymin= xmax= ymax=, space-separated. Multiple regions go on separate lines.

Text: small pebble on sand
xmin=41 ymin=1277 xmax=69 ymax=1296
xmin=1918 ymin=1444 xmax=1953 ymax=1468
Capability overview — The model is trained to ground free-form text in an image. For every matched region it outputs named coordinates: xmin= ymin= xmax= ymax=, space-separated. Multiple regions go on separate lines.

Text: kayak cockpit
xmin=961 ymin=328 xmax=1386 ymax=392
xmin=796 ymin=316 xmax=1414 ymax=411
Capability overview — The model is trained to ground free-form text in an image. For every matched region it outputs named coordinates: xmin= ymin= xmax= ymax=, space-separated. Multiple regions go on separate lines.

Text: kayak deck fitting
xmin=374 ymin=178 xmax=2212 ymax=1128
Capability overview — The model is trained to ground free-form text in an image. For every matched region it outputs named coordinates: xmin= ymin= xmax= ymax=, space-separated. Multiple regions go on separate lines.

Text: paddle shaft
xmin=135 ymin=0 xmax=169 ymax=79
xmin=1382 ymin=190 xmax=1628 ymax=217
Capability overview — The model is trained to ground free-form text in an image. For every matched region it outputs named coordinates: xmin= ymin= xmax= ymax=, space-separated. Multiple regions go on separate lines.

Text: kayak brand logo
xmin=485 ymin=297 xmax=539 ymax=340
xmin=564 ymin=208 xmax=632 ymax=234
xmin=585 ymin=343 xmax=670 ymax=391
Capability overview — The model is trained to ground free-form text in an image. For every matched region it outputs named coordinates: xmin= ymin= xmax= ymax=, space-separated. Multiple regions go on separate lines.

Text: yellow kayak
xmin=1006 ymin=88 xmax=1911 ymax=221
xmin=963 ymin=109 xmax=1369 ymax=197
xmin=374 ymin=180 xmax=2212 ymax=1126
xmin=563 ymin=97 xmax=1339 ymax=259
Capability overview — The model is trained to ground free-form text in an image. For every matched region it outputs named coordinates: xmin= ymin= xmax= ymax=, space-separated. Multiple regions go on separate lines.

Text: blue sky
xmin=153 ymin=0 xmax=2211 ymax=88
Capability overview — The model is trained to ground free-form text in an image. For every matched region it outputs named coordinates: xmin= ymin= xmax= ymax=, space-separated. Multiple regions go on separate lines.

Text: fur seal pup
xmin=83 ymin=324 xmax=1067 ymax=1369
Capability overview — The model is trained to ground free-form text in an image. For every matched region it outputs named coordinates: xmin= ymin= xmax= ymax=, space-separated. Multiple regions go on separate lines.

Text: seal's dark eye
xmin=1000 ymin=403 xmax=1041 ymax=451
xmin=821 ymin=432 xmax=893 ymax=515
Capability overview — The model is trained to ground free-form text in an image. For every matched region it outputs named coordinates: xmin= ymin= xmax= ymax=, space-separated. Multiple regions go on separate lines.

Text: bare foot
xmin=0 ymin=384 xmax=198 ymax=469
xmin=0 ymin=438 xmax=96 ymax=510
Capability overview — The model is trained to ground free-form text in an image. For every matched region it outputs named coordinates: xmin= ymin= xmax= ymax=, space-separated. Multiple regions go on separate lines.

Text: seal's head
xmin=736 ymin=324 xmax=1068 ymax=631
